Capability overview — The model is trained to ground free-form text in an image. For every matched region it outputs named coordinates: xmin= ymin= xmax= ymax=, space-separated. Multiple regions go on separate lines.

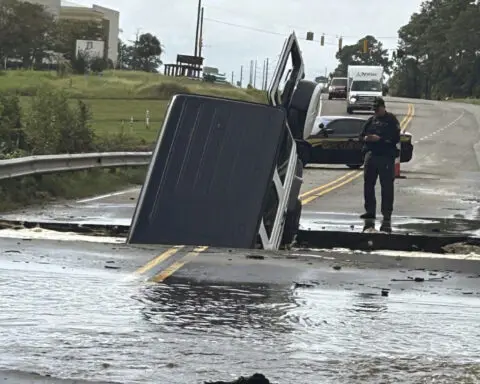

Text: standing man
xmin=359 ymin=97 xmax=400 ymax=225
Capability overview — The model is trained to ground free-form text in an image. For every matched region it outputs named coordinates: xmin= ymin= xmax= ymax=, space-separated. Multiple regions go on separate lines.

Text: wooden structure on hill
xmin=163 ymin=54 xmax=203 ymax=79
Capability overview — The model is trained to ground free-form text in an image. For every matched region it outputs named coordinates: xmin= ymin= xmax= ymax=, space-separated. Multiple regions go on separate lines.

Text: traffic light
xmin=338 ymin=37 xmax=343 ymax=51
xmin=306 ymin=31 xmax=314 ymax=41
xmin=363 ymin=39 xmax=368 ymax=53
xmin=320 ymin=34 xmax=324 ymax=46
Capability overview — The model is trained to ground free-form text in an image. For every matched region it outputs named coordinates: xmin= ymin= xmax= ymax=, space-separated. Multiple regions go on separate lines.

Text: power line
xmin=204 ymin=18 xmax=336 ymax=45
xmin=203 ymin=14 xmax=400 ymax=41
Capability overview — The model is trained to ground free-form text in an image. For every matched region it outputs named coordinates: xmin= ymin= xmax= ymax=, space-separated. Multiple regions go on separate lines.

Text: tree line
xmin=0 ymin=0 xmax=163 ymax=73
xmin=390 ymin=0 xmax=479 ymax=99
xmin=328 ymin=0 xmax=479 ymax=99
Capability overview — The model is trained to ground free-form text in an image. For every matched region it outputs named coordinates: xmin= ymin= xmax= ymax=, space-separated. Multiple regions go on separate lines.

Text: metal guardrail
xmin=0 ymin=152 xmax=152 ymax=180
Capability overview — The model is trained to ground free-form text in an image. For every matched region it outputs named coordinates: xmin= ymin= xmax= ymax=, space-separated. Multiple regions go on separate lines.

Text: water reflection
xmin=350 ymin=292 xmax=388 ymax=314
xmin=134 ymin=282 xmax=297 ymax=337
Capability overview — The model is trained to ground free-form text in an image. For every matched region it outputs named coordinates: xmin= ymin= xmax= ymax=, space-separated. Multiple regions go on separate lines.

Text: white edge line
xmin=77 ymin=187 xmax=140 ymax=203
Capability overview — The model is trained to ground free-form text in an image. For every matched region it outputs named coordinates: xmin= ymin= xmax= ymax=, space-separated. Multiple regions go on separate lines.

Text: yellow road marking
xmin=134 ymin=245 xmax=184 ymax=275
xmin=300 ymin=103 xmax=415 ymax=205
xmin=150 ymin=246 xmax=209 ymax=282
xmin=299 ymin=171 xmax=357 ymax=199
xmin=402 ymin=104 xmax=414 ymax=133
xmin=301 ymin=171 xmax=363 ymax=205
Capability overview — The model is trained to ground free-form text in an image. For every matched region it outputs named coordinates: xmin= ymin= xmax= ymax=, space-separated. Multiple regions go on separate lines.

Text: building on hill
xmin=59 ymin=2 xmax=119 ymax=64
xmin=9 ymin=0 xmax=119 ymax=64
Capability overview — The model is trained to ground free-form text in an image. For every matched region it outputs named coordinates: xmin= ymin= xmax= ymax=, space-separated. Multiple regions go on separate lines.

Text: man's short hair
xmin=373 ymin=97 xmax=385 ymax=109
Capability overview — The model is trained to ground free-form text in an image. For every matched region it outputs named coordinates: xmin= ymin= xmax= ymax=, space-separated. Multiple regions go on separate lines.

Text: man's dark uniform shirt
xmin=360 ymin=112 xmax=401 ymax=157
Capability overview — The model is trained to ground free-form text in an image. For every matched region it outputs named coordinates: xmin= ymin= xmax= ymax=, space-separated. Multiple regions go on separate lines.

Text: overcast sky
xmin=68 ymin=0 xmax=423 ymax=83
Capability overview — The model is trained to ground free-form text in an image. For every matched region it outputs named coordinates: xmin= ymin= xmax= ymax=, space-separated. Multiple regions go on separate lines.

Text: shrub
xmin=23 ymin=87 xmax=95 ymax=154
xmin=0 ymin=93 xmax=26 ymax=157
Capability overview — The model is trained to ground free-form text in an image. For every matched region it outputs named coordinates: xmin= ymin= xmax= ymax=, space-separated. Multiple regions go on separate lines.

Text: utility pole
xmin=254 ymin=59 xmax=257 ymax=88
xmin=231 ymin=71 xmax=234 ymax=84
xmin=194 ymin=0 xmax=202 ymax=56
xmin=261 ymin=59 xmax=266 ymax=90
xmin=133 ymin=28 xmax=141 ymax=70
xmin=249 ymin=60 xmax=253 ymax=86
xmin=264 ymin=58 xmax=269 ymax=90
xmin=240 ymin=65 xmax=243 ymax=87
xmin=198 ymin=6 xmax=204 ymax=58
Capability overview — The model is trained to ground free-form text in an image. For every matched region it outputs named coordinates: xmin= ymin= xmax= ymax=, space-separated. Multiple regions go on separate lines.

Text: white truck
xmin=346 ymin=65 xmax=384 ymax=114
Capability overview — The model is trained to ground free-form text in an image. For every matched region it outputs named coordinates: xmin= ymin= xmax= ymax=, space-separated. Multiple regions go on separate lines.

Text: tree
xmin=117 ymin=34 xmax=163 ymax=72
xmin=330 ymin=35 xmax=392 ymax=78
xmin=133 ymin=33 xmax=163 ymax=72
xmin=0 ymin=0 xmax=55 ymax=68
xmin=117 ymin=39 xmax=135 ymax=69
xmin=390 ymin=0 xmax=480 ymax=99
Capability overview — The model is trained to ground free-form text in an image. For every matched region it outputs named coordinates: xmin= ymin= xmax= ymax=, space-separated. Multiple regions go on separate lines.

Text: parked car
xmin=303 ymin=115 xmax=414 ymax=169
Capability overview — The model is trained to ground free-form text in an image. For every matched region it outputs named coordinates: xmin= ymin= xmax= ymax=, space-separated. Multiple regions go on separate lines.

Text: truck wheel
xmin=296 ymin=140 xmax=311 ymax=167
xmin=347 ymin=107 xmax=353 ymax=114
xmin=347 ymin=164 xmax=362 ymax=169
xmin=281 ymin=198 xmax=302 ymax=247
xmin=328 ymin=94 xmax=333 ymax=100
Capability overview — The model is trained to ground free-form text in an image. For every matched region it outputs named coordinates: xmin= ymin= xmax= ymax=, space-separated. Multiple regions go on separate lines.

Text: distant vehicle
xmin=303 ymin=115 xmax=414 ymax=169
xmin=346 ymin=65 xmax=384 ymax=114
xmin=328 ymin=77 xmax=348 ymax=99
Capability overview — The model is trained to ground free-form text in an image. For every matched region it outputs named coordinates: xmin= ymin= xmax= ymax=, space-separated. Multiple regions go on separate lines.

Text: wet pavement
xmin=300 ymin=211 xmax=480 ymax=237
xmin=1 ymin=234 xmax=480 ymax=383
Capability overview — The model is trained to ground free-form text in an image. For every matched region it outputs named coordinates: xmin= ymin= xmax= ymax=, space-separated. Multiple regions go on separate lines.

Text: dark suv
xmin=328 ymin=77 xmax=348 ymax=99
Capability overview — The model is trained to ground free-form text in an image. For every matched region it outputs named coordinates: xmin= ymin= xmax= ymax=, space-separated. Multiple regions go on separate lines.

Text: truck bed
xmin=127 ymin=94 xmax=288 ymax=249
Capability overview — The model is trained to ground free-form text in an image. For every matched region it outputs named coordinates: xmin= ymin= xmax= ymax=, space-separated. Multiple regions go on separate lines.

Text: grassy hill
xmin=0 ymin=70 xmax=267 ymax=144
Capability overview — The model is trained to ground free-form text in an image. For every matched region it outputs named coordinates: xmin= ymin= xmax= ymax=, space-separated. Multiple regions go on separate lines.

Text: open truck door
xmin=127 ymin=32 xmax=306 ymax=250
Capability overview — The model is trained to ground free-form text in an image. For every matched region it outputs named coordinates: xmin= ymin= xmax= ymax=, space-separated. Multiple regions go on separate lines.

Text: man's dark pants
xmin=363 ymin=151 xmax=395 ymax=218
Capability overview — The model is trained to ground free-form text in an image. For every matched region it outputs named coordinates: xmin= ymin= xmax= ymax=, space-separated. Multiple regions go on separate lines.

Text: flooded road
xmin=1 ymin=252 xmax=479 ymax=384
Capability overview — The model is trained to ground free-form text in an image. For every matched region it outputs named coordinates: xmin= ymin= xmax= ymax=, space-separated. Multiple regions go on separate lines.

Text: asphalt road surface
xmin=3 ymin=96 xmax=479 ymax=235
xmin=0 ymin=235 xmax=480 ymax=383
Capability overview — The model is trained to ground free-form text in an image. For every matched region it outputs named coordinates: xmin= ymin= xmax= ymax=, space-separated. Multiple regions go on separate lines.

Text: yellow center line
xmin=134 ymin=245 xmax=184 ymax=275
xmin=301 ymin=171 xmax=363 ymax=205
xmin=300 ymin=103 xmax=414 ymax=205
xmin=299 ymin=171 xmax=357 ymax=199
xmin=401 ymin=104 xmax=415 ymax=133
xmin=150 ymin=246 xmax=209 ymax=282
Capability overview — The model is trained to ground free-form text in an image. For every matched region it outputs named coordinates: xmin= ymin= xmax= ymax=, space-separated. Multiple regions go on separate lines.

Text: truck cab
xmin=346 ymin=66 xmax=383 ymax=114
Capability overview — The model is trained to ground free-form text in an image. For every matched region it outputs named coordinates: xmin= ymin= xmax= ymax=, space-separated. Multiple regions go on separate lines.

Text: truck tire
xmin=281 ymin=198 xmax=302 ymax=247
xmin=328 ymin=94 xmax=333 ymax=100
xmin=347 ymin=107 xmax=353 ymax=114
xmin=296 ymin=139 xmax=312 ymax=167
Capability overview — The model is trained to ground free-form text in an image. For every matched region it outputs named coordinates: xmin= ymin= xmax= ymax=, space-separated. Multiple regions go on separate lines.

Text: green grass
xmin=452 ymin=98 xmax=480 ymax=105
xmin=2 ymin=69 xmax=267 ymax=143
xmin=0 ymin=167 xmax=147 ymax=213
